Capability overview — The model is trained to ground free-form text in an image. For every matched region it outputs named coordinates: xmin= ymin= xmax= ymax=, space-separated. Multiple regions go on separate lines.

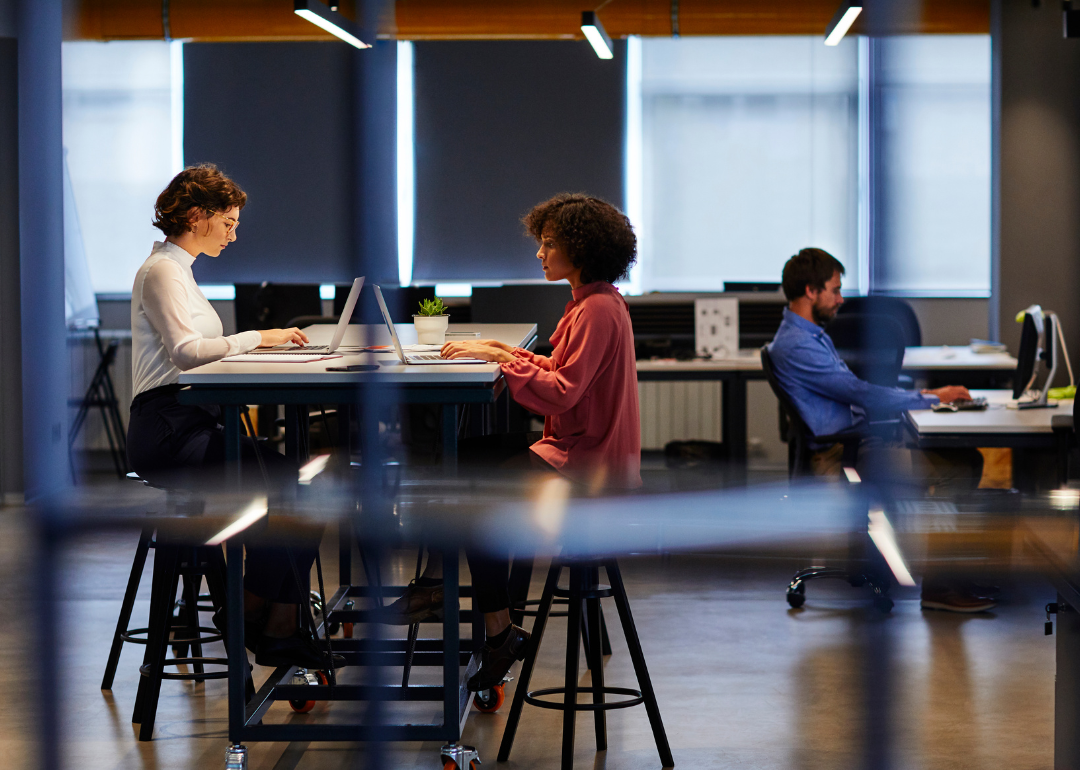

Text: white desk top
xmin=634 ymin=345 xmax=1018 ymax=374
xmin=906 ymin=389 xmax=1070 ymax=435
xmin=901 ymin=346 xmax=1017 ymax=371
xmin=178 ymin=323 xmax=537 ymax=386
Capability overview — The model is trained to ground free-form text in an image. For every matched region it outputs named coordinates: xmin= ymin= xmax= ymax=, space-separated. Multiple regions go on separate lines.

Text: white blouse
xmin=131 ymin=241 xmax=262 ymax=397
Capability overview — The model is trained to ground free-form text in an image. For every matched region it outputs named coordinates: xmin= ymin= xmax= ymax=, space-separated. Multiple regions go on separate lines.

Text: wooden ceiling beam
xmin=68 ymin=0 xmax=990 ymax=42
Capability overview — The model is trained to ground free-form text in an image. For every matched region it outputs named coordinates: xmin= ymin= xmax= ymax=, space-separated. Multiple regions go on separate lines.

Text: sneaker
xmin=375 ymin=580 xmax=446 ymax=625
xmin=467 ymin=624 xmax=530 ymax=692
xmin=920 ymin=585 xmax=997 ymax=613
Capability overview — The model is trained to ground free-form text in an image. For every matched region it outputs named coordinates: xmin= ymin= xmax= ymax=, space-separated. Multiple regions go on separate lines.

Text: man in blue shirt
xmin=768 ymin=248 xmax=993 ymax=612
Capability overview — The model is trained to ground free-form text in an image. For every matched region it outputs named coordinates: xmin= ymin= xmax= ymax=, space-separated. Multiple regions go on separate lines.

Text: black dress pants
xmin=460 ymin=432 xmax=559 ymax=614
xmin=128 ymin=385 xmax=317 ymax=604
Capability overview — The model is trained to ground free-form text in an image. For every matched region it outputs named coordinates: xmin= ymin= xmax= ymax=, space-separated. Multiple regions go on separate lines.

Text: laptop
xmin=244 ymin=277 xmax=364 ymax=355
xmin=373 ymin=285 xmax=488 ymax=365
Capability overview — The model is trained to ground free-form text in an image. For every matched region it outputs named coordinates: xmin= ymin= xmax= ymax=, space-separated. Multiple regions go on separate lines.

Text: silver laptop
xmin=245 ymin=277 xmax=364 ymax=354
xmin=373 ymin=285 xmax=487 ymax=365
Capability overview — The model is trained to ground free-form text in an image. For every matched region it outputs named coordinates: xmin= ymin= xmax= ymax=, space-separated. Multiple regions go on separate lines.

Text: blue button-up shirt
xmin=766 ymin=308 xmax=937 ymax=437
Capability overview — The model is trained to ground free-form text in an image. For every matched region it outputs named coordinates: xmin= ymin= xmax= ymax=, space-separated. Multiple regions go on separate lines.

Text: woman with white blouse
xmin=127 ymin=163 xmax=341 ymax=670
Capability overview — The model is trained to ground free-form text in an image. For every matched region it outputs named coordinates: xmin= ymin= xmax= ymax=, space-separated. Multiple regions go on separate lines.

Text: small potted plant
xmin=413 ymin=297 xmax=449 ymax=344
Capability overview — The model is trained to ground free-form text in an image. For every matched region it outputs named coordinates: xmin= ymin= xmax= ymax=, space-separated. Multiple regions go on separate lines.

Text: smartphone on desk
xmin=326 ymin=364 xmax=379 ymax=372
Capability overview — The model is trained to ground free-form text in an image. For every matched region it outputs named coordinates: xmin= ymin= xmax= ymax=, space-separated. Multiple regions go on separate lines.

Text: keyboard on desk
xmin=245 ymin=345 xmax=331 ymax=355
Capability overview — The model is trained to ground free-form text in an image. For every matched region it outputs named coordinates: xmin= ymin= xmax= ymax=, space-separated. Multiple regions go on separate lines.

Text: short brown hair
xmin=522 ymin=193 xmax=637 ymax=285
xmin=781 ymin=248 xmax=846 ymax=302
xmin=152 ymin=163 xmax=247 ymax=237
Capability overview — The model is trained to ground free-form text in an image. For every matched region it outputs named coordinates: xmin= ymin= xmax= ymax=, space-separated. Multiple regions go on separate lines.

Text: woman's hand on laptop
xmin=257 ymin=327 xmax=311 ymax=348
xmin=441 ymin=341 xmax=515 ymax=363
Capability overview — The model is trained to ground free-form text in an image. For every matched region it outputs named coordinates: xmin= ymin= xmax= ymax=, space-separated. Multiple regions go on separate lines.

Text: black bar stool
xmin=101 ymin=474 xmax=234 ymax=741
xmin=498 ymin=557 xmax=674 ymax=769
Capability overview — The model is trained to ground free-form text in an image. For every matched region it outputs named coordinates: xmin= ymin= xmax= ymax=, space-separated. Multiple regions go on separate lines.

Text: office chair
xmin=837 ymin=296 xmax=922 ymax=348
xmin=825 ymin=313 xmax=907 ymax=387
xmin=234 ymin=283 xmax=322 ymax=332
xmin=471 ymin=284 xmax=572 ymax=354
xmin=760 ymin=345 xmax=896 ymax=612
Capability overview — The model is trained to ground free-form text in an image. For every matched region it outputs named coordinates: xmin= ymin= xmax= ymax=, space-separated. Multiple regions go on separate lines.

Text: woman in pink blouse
xmin=403 ymin=193 xmax=641 ymax=693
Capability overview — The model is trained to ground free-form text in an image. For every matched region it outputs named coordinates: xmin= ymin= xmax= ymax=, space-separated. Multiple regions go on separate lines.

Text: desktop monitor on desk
xmin=1013 ymin=305 xmax=1058 ymax=409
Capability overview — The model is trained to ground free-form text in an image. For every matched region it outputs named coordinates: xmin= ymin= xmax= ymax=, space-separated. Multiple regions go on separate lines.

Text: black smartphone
xmin=325 ymin=364 xmax=380 ymax=372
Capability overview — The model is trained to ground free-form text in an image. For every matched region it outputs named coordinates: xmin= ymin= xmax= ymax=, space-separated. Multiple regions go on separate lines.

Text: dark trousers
xmin=460 ymin=432 xmax=558 ymax=614
xmin=128 ymin=385 xmax=316 ymax=603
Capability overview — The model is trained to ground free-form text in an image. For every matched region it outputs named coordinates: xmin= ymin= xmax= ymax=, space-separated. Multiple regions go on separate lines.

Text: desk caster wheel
xmin=473 ymin=683 xmax=504 ymax=713
xmin=224 ymin=744 xmax=248 ymax=770
xmin=786 ymin=584 xmax=805 ymax=608
xmin=440 ymin=742 xmax=480 ymax=769
xmin=289 ymin=669 xmax=328 ymax=713
xmin=443 ymin=762 xmax=479 ymax=770
xmin=342 ymin=622 xmax=354 ymax=638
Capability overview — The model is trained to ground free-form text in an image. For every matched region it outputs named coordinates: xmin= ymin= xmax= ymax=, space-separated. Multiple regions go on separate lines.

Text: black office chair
xmin=837 ymin=296 xmax=922 ymax=348
xmin=760 ymin=345 xmax=895 ymax=612
xmin=826 ymin=313 xmax=907 ymax=387
xmin=471 ymin=284 xmax=572 ymax=354
xmin=234 ymin=283 xmax=322 ymax=332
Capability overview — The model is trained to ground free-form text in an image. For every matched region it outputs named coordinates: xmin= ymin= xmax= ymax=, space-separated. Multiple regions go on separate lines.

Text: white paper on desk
xmin=222 ymin=354 xmax=343 ymax=363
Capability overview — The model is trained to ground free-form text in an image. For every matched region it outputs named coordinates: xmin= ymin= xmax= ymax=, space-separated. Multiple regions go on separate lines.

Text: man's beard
xmin=811 ymin=304 xmax=837 ymax=327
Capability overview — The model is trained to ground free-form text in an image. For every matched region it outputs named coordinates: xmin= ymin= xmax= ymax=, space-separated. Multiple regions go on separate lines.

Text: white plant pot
xmin=413 ymin=314 xmax=449 ymax=345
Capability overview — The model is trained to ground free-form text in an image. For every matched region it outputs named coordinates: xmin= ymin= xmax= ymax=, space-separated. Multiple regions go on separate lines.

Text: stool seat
xmin=498 ymin=557 xmax=674 ymax=770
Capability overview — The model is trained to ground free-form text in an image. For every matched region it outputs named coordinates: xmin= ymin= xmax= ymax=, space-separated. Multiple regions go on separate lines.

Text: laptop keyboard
xmin=410 ymin=354 xmax=445 ymax=361
xmin=248 ymin=345 xmax=330 ymax=354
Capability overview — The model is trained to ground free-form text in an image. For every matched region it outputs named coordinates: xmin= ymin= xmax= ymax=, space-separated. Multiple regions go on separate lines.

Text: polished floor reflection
xmin=0 ymin=478 xmax=1058 ymax=770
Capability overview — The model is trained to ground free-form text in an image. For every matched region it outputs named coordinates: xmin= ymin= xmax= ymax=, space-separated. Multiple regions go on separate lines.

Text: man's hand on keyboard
xmin=922 ymin=385 xmax=972 ymax=404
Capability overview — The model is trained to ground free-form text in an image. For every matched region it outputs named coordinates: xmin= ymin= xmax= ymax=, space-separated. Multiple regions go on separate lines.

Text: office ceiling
xmin=70 ymin=0 xmax=990 ymax=42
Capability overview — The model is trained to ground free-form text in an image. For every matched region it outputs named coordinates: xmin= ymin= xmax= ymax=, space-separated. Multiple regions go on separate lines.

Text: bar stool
xmin=100 ymin=474 xmax=233 ymax=741
xmin=497 ymin=557 xmax=674 ymax=769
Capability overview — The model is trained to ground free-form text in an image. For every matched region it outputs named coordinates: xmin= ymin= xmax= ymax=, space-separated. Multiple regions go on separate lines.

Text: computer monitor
xmin=1012 ymin=305 xmax=1058 ymax=409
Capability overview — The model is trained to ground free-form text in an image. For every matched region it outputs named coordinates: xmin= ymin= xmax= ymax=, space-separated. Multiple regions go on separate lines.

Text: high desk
xmin=177 ymin=322 xmax=538 ymax=476
xmin=636 ymin=346 xmax=1018 ymax=479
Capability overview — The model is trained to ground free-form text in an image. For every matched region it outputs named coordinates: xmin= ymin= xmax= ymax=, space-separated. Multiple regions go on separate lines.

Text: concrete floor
xmin=0 ymin=469 xmax=1060 ymax=770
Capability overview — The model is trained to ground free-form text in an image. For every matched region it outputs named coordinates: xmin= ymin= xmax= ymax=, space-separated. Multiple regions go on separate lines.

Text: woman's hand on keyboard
xmin=257 ymin=327 xmax=311 ymax=348
xmin=441 ymin=341 xmax=515 ymax=363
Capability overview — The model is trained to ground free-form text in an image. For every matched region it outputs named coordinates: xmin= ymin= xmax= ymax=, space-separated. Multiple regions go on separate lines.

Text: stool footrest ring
xmin=139 ymin=658 xmax=230 ymax=681
xmin=524 ymin=686 xmax=643 ymax=712
xmin=551 ymin=585 xmax=614 ymax=600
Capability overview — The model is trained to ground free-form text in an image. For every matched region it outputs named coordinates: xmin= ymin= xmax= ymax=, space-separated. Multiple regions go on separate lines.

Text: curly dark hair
xmin=522 ymin=193 xmax=637 ymax=285
xmin=152 ymin=163 xmax=247 ymax=237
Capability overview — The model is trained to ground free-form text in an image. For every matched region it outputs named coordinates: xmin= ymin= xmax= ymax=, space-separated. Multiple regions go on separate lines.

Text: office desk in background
xmin=177 ymin=323 xmax=538 ymax=474
xmin=636 ymin=346 xmax=1020 ymax=480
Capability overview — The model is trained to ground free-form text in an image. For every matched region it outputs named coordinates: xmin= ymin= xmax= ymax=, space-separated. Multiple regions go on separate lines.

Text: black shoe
xmin=467 ymin=625 xmax=530 ymax=692
xmin=375 ymin=580 xmax=446 ymax=625
xmin=212 ymin=608 xmax=264 ymax=654
xmin=255 ymin=628 xmax=346 ymax=670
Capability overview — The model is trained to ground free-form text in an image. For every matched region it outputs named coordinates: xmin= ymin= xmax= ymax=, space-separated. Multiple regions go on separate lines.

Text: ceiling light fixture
xmin=294 ymin=0 xmax=371 ymax=50
xmin=824 ymin=3 xmax=863 ymax=46
xmin=581 ymin=11 xmax=614 ymax=60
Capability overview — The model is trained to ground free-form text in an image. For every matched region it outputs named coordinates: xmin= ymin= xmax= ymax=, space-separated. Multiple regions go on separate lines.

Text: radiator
xmin=638 ymin=381 xmax=723 ymax=450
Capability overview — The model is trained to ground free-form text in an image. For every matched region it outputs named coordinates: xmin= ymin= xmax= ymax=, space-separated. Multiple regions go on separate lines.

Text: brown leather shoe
xmin=467 ymin=624 xmax=531 ymax=692
xmin=920 ymin=585 xmax=996 ymax=613
xmin=375 ymin=580 xmax=446 ymax=625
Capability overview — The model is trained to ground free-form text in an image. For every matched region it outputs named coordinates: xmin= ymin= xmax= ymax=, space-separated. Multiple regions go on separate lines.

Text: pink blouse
xmin=499 ymin=281 xmax=642 ymax=490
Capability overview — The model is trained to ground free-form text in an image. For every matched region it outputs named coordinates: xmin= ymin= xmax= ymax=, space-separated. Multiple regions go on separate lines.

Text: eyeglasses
xmin=215 ymin=211 xmax=239 ymax=233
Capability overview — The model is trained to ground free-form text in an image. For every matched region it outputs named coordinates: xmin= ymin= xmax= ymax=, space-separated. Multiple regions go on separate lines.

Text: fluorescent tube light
xmin=824 ymin=4 xmax=862 ymax=46
xmin=581 ymin=11 xmax=614 ymax=60
xmin=294 ymin=0 xmax=371 ymax=50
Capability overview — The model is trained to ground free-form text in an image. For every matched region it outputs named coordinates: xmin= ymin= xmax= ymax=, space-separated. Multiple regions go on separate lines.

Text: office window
xmin=637 ymin=37 xmax=860 ymax=293
xmin=873 ymin=36 xmax=991 ymax=297
xmin=62 ymin=41 xmax=182 ymax=295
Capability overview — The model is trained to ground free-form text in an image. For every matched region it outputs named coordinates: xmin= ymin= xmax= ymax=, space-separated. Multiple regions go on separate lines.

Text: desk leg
xmin=226 ymin=539 xmax=245 ymax=744
xmin=1057 ymin=592 xmax=1080 ymax=768
xmin=223 ymin=405 xmax=242 ymax=488
xmin=284 ymin=404 xmax=310 ymax=464
xmin=722 ymin=377 xmax=748 ymax=485
xmin=442 ymin=404 xmax=458 ymax=476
